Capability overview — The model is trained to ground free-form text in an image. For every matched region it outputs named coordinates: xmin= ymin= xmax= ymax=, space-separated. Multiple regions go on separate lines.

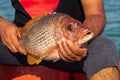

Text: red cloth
xmin=20 ymin=0 xmax=59 ymax=18
xmin=0 ymin=65 xmax=87 ymax=80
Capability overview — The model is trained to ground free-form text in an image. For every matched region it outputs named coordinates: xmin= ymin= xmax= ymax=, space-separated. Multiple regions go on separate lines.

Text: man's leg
xmin=84 ymin=35 xmax=120 ymax=80
xmin=90 ymin=67 xmax=120 ymax=80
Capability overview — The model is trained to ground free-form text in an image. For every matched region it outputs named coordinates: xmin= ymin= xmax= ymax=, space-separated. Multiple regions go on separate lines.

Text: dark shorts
xmin=0 ymin=35 xmax=120 ymax=79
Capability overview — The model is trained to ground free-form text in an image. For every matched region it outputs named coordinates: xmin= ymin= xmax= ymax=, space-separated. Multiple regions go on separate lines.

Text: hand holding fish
xmin=57 ymin=38 xmax=87 ymax=62
xmin=0 ymin=17 xmax=26 ymax=55
xmin=18 ymin=13 xmax=94 ymax=65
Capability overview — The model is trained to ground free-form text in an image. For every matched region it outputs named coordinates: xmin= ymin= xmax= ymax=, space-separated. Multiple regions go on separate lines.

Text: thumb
xmin=17 ymin=28 xmax=22 ymax=38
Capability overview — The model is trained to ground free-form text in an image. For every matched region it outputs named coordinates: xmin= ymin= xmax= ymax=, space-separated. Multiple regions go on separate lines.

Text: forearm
xmin=0 ymin=16 xmax=8 ymax=26
xmin=83 ymin=14 xmax=106 ymax=38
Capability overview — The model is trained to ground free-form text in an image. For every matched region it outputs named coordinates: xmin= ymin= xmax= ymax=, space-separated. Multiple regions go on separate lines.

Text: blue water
xmin=0 ymin=0 xmax=120 ymax=58
xmin=103 ymin=0 xmax=120 ymax=58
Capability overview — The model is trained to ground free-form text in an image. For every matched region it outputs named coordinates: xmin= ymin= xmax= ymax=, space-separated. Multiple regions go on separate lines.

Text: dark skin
xmin=0 ymin=0 xmax=105 ymax=61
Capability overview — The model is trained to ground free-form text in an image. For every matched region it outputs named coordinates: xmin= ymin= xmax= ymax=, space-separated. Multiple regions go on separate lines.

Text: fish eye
xmin=67 ymin=24 xmax=73 ymax=31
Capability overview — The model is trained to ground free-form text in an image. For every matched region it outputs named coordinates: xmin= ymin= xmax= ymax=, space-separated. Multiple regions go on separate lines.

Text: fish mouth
xmin=78 ymin=30 xmax=94 ymax=47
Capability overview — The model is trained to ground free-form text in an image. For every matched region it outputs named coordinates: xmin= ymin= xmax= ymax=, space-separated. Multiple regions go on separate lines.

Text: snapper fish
xmin=19 ymin=13 xmax=94 ymax=65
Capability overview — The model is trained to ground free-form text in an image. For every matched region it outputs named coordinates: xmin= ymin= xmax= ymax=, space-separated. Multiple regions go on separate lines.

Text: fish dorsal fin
xmin=23 ymin=14 xmax=48 ymax=29
xmin=18 ymin=14 xmax=48 ymax=35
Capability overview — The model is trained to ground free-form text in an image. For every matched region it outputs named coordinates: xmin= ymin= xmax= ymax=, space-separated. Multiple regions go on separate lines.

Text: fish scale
xmin=21 ymin=23 xmax=56 ymax=58
xmin=19 ymin=13 xmax=94 ymax=65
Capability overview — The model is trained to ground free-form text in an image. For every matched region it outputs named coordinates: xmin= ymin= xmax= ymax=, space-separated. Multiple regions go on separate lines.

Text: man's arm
xmin=81 ymin=0 xmax=106 ymax=38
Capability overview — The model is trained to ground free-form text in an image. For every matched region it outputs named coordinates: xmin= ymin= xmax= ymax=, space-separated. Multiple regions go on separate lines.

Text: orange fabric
xmin=0 ymin=65 xmax=71 ymax=80
xmin=12 ymin=74 xmax=41 ymax=80
xmin=20 ymin=0 xmax=59 ymax=18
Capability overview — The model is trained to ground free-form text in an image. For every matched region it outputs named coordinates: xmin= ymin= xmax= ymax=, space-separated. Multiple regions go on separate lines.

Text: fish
xmin=19 ymin=13 xmax=94 ymax=65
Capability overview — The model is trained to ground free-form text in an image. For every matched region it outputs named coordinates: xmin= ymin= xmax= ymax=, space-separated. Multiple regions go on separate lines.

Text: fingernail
xmin=24 ymin=53 xmax=27 ymax=55
xmin=67 ymin=40 xmax=72 ymax=44
xmin=18 ymin=31 xmax=21 ymax=38
xmin=24 ymin=51 xmax=27 ymax=55
xmin=77 ymin=58 xmax=81 ymax=61
xmin=61 ymin=38 xmax=66 ymax=42
xmin=22 ymin=50 xmax=27 ymax=55
xmin=57 ymin=40 xmax=60 ymax=44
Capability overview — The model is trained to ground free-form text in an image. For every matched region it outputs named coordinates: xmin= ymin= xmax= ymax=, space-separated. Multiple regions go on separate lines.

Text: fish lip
xmin=77 ymin=30 xmax=94 ymax=47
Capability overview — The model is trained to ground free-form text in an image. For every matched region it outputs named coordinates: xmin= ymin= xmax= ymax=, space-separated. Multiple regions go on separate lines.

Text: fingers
xmin=1 ymin=31 xmax=26 ymax=55
xmin=1 ymin=37 xmax=17 ymax=53
xmin=58 ymin=39 xmax=75 ymax=62
xmin=58 ymin=38 xmax=87 ymax=62
xmin=0 ymin=18 xmax=26 ymax=55
xmin=11 ymin=32 xmax=26 ymax=55
xmin=67 ymin=40 xmax=87 ymax=57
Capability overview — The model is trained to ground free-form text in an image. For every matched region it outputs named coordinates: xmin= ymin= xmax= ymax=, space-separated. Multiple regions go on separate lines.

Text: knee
xmin=88 ymin=35 xmax=118 ymax=55
xmin=90 ymin=67 xmax=120 ymax=80
xmin=89 ymin=35 xmax=116 ymax=49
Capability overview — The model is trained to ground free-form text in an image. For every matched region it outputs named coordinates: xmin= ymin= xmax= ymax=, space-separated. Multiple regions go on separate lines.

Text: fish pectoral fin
xmin=27 ymin=55 xmax=41 ymax=65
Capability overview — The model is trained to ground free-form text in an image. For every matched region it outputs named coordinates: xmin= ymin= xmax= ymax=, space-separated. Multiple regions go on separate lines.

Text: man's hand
xmin=57 ymin=38 xmax=87 ymax=62
xmin=0 ymin=18 xmax=26 ymax=55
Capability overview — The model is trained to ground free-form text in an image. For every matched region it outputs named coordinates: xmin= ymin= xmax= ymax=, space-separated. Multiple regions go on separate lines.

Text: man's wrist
xmin=83 ymin=14 xmax=106 ymax=38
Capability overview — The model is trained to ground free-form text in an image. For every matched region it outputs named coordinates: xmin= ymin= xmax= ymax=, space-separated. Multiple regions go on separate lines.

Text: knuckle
xmin=82 ymin=53 xmax=87 ymax=57
xmin=76 ymin=57 xmax=81 ymax=61
xmin=12 ymin=50 xmax=18 ymax=53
